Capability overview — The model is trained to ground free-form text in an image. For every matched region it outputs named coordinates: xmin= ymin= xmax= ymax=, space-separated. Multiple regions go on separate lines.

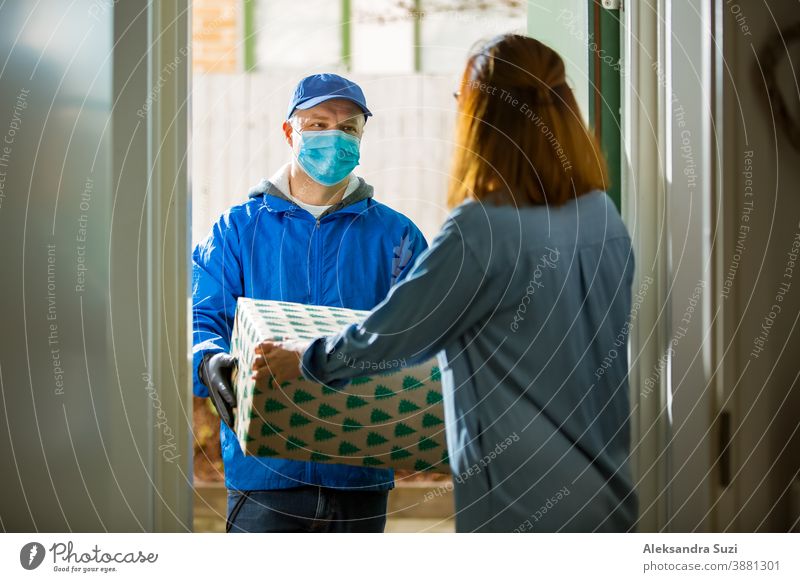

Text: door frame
xmin=144 ymin=0 xmax=192 ymax=531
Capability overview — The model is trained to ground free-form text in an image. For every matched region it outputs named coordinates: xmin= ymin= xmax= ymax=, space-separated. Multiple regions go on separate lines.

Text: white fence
xmin=191 ymin=71 xmax=460 ymax=245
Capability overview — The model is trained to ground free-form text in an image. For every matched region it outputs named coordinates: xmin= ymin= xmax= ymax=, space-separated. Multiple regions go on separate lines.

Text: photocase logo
xmin=19 ymin=542 xmax=46 ymax=570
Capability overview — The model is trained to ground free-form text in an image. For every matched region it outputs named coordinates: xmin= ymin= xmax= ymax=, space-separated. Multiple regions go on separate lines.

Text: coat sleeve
xmin=301 ymin=207 xmax=499 ymax=388
xmin=191 ymin=211 xmax=244 ymax=397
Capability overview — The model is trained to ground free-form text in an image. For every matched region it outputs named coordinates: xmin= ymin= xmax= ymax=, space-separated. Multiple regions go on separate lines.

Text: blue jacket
xmin=192 ymin=176 xmax=428 ymax=491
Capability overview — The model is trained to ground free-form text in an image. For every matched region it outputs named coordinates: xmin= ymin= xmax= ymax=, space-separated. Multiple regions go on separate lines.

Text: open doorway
xmin=189 ymin=0 xmax=528 ymax=533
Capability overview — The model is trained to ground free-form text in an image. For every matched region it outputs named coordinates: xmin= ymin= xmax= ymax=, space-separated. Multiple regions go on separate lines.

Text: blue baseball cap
xmin=286 ymin=73 xmax=372 ymax=121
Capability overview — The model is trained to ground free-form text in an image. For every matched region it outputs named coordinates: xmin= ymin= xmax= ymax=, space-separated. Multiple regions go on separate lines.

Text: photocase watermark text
xmin=142 ymin=372 xmax=180 ymax=463
xmin=510 ymin=247 xmax=560 ymax=332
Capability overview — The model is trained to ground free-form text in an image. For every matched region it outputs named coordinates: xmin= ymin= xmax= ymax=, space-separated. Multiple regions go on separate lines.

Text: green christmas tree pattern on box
xmin=231 ymin=298 xmax=449 ymax=473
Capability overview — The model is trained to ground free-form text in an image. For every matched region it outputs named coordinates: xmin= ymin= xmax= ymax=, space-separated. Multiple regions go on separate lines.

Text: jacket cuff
xmin=192 ymin=347 xmax=223 ymax=398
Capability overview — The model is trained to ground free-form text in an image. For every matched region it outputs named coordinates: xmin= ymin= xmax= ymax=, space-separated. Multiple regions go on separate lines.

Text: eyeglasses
xmin=290 ymin=118 xmax=362 ymax=136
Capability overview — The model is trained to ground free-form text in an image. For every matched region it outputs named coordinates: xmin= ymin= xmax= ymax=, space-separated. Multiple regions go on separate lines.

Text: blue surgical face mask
xmin=293 ymin=128 xmax=361 ymax=187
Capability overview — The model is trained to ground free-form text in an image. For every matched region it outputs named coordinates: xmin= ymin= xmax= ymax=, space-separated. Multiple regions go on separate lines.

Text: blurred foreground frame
xmin=0 ymin=0 xmax=191 ymax=531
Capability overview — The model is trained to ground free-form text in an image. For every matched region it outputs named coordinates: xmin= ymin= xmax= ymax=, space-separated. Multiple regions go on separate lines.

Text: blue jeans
xmin=226 ymin=486 xmax=389 ymax=533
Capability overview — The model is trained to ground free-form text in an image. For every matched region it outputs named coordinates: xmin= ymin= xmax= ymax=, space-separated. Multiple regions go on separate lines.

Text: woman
xmin=254 ymin=34 xmax=638 ymax=532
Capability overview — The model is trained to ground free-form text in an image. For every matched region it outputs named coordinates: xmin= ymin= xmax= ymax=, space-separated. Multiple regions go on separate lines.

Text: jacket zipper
xmin=312 ymin=216 xmax=325 ymax=484
xmin=313 ymin=218 xmax=322 ymax=304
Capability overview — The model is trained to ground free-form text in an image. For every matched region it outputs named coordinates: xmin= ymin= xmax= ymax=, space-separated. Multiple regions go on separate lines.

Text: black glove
xmin=199 ymin=352 xmax=237 ymax=429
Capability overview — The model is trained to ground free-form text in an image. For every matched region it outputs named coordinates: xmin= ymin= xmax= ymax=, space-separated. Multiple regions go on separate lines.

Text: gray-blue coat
xmin=301 ymin=191 xmax=639 ymax=532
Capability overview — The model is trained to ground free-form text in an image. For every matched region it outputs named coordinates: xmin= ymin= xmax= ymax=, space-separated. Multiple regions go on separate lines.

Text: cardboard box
xmin=231 ymin=298 xmax=449 ymax=473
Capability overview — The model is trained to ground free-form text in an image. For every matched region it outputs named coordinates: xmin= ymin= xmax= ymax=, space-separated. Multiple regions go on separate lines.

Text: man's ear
xmin=282 ymin=120 xmax=294 ymax=147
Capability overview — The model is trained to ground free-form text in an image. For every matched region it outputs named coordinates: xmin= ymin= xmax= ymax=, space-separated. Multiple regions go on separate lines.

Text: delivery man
xmin=192 ymin=74 xmax=428 ymax=533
